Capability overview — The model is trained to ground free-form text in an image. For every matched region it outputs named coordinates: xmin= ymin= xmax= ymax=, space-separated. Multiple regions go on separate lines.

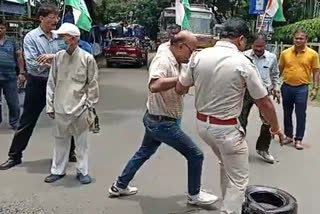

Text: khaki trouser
xmin=196 ymin=120 xmax=249 ymax=214
xmin=51 ymin=130 xmax=89 ymax=176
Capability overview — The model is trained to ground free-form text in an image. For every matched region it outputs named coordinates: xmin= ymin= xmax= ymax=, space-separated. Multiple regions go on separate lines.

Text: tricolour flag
xmin=65 ymin=0 xmax=92 ymax=32
xmin=266 ymin=0 xmax=285 ymax=22
xmin=175 ymin=0 xmax=191 ymax=31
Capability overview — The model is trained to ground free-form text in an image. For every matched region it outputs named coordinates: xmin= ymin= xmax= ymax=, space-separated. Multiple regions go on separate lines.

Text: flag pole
xmin=62 ymin=0 xmax=66 ymax=23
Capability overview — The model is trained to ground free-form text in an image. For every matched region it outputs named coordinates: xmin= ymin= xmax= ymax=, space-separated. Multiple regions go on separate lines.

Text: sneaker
xmin=187 ymin=190 xmax=218 ymax=205
xmin=108 ymin=182 xmax=138 ymax=197
xmin=257 ymin=150 xmax=275 ymax=164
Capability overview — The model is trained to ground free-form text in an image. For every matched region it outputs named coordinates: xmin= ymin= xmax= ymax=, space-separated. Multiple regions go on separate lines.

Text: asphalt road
xmin=0 ymin=65 xmax=319 ymax=213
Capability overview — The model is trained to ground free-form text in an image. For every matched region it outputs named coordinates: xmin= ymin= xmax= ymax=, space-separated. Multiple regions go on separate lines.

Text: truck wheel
xmin=242 ymin=185 xmax=297 ymax=214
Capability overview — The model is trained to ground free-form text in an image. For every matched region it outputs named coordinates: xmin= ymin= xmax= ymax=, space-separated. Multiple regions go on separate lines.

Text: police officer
xmin=176 ymin=18 xmax=284 ymax=214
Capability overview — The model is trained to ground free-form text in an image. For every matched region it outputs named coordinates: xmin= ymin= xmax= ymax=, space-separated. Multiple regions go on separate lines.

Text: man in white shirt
xmin=45 ymin=23 xmax=99 ymax=184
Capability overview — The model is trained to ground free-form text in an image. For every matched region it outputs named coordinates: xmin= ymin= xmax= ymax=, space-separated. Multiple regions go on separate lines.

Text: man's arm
xmin=46 ymin=55 xmax=57 ymax=118
xmin=85 ymin=56 xmax=99 ymax=108
xmin=270 ymin=55 xmax=281 ymax=90
xmin=16 ymin=50 xmax=24 ymax=74
xmin=310 ymin=68 xmax=319 ymax=101
xmin=149 ymin=77 xmax=178 ymax=93
xmin=279 ymin=53 xmax=284 ymax=76
xmin=255 ymin=96 xmax=280 ymax=132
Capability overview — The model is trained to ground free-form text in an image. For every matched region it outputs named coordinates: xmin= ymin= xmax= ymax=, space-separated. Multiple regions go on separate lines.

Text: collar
xmin=167 ymin=47 xmax=179 ymax=67
xmin=215 ymin=41 xmax=239 ymax=51
xmin=249 ymin=49 xmax=266 ymax=59
xmin=38 ymin=26 xmax=58 ymax=40
xmin=292 ymin=45 xmax=307 ymax=53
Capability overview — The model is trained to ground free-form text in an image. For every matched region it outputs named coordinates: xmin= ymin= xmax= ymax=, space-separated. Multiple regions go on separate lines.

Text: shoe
xmin=295 ymin=140 xmax=304 ymax=150
xmin=0 ymin=158 xmax=22 ymax=170
xmin=282 ymin=137 xmax=293 ymax=145
xmin=108 ymin=182 xmax=138 ymax=197
xmin=76 ymin=173 xmax=92 ymax=184
xmin=257 ymin=150 xmax=275 ymax=164
xmin=187 ymin=190 xmax=219 ymax=205
xmin=69 ymin=154 xmax=77 ymax=163
xmin=44 ymin=174 xmax=65 ymax=183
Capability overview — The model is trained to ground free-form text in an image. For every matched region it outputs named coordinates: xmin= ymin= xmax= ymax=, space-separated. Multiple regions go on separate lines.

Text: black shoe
xmin=0 ymin=158 xmax=22 ymax=170
xmin=69 ymin=154 xmax=77 ymax=162
xmin=44 ymin=174 xmax=66 ymax=183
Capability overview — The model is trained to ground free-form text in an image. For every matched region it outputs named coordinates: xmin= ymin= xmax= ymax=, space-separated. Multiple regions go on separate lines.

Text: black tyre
xmin=106 ymin=60 xmax=112 ymax=68
xmin=242 ymin=185 xmax=297 ymax=214
xmin=136 ymin=59 xmax=142 ymax=68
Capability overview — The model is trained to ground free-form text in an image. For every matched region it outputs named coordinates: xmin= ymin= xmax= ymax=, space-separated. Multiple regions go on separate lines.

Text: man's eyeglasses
xmin=183 ymin=43 xmax=195 ymax=54
xmin=46 ymin=16 xmax=60 ymax=21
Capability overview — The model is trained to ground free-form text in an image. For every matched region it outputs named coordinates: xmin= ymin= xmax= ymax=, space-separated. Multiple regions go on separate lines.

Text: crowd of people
xmin=0 ymin=3 xmax=319 ymax=214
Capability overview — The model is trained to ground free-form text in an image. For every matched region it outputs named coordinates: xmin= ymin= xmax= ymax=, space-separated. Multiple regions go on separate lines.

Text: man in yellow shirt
xmin=279 ymin=30 xmax=319 ymax=150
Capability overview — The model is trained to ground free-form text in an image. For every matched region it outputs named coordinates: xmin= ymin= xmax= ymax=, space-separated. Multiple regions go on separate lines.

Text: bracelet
xmin=269 ymin=128 xmax=281 ymax=135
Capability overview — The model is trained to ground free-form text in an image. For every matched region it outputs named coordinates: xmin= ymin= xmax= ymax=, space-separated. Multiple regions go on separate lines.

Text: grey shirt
xmin=245 ymin=49 xmax=281 ymax=90
xmin=23 ymin=26 xmax=64 ymax=78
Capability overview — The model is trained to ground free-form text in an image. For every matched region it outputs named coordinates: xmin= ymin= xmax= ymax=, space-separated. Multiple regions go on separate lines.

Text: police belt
xmin=197 ymin=112 xmax=237 ymax=125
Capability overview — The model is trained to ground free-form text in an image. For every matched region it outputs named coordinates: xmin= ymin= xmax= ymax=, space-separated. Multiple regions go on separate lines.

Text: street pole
xmin=27 ymin=0 xmax=31 ymax=18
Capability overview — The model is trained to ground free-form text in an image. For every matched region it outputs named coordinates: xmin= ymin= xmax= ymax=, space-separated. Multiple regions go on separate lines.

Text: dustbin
xmin=242 ymin=185 xmax=297 ymax=214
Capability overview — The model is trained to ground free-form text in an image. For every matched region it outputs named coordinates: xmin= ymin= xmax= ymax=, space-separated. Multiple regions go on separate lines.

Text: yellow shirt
xmin=279 ymin=46 xmax=319 ymax=86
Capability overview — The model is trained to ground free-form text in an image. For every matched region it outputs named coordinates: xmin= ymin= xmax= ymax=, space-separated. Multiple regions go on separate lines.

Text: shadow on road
xmin=20 ymin=158 xmax=51 ymax=174
xmin=112 ymin=194 xmax=219 ymax=214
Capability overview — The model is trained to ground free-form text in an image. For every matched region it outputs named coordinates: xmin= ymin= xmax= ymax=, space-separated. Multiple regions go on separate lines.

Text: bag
xmin=89 ymin=108 xmax=100 ymax=134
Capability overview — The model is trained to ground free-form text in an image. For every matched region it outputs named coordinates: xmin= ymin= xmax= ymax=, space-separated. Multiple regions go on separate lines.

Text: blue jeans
xmin=0 ymin=79 xmax=20 ymax=127
xmin=116 ymin=112 xmax=204 ymax=195
xmin=281 ymin=83 xmax=308 ymax=141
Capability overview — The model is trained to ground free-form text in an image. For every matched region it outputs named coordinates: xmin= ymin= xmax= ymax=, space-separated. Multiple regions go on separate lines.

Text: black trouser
xmin=239 ymin=90 xmax=272 ymax=151
xmin=8 ymin=74 xmax=75 ymax=160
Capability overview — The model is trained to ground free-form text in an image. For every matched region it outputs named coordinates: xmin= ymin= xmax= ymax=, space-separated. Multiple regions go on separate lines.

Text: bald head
xmin=169 ymin=31 xmax=197 ymax=64
xmin=170 ymin=30 xmax=197 ymax=47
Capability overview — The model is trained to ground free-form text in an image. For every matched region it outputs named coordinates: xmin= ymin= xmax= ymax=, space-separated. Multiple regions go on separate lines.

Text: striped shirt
xmin=0 ymin=37 xmax=19 ymax=80
xmin=23 ymin=26 xmax=65 ymax=78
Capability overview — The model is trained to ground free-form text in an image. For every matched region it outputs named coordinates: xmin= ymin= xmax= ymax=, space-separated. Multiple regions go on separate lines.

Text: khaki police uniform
xmin=179 ymin=41 xmax=268 ymax=214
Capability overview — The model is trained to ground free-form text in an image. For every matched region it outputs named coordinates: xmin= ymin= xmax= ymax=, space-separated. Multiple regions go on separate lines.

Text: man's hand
xmin=17 ymin=73 xmax=26 ymax=88
xmin=310 ymin=88 xmax=318 ymax=101
xmin=271 ymin=89 xmax=281 ymax=104
xmin=270 ymin=127 xmax=285 ymax=146
xmin=47 ymin=112 xmax=55 ymax=119
xmin=37 ymin=54 xmax=54 ymax=65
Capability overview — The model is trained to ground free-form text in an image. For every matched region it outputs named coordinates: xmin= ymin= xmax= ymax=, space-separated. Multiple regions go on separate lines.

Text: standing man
xmin=279 ymin=30 xmax=319 ymax=150
xmin=0 ymin=4 xmax=67 ymax=170
xmin=239 ymin=34 xmax=281 ymax=164
xmin=0 ymin=20 xmax=25 ymax=129
xmin=108 ymin=31 xmax=218 ymax=206
xmin=45 ymin=23 xmax=99 ymax=184
xmin=176 ymin=18 xmax=284 ymax=214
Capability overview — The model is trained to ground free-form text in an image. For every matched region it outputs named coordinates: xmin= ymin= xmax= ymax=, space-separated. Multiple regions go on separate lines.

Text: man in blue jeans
xmin=0 ymin=20 xmax=25 ymax=129
xmin=279 ymin=30 xmax=319 ymax=150
xmin=108 ymin=31 xmax=218 ymax=205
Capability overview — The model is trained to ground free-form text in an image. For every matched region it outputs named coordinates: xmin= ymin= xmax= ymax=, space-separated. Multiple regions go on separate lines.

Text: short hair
xmin=37 ymin=3 xmax=59 ymax=18
xmin=253 ymin=33 xmax=265 ymax=42
xmin=294 ymin=29 xmax=308 ymax=38
xmin=0 ymin=19 xmax=7 ymax=28
xmin=221 ymin=17 xmax=250 ymax=39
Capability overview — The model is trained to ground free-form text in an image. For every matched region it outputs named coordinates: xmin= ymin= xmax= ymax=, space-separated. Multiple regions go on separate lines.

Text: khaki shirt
xmin=46 ymin=47 xmax=99 ymax=136
xmin=147 ymin=47 xmax=183 ymax=119
xmin=179 ymin=41 xmax=267 ymax=120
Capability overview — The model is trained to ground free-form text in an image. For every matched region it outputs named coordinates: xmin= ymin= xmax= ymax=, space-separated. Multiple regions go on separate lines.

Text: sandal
xmin=295 ymin=140 xmax=304 ymax=150
xmin=282 ymin=137 xmax=293 ymax=145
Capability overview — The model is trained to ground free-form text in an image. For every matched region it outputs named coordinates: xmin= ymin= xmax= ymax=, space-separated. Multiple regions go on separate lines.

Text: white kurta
xmin=46 ymin=47 xmax=99 ymax=137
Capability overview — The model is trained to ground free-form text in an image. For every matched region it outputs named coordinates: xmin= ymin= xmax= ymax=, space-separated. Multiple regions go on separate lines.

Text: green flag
xmin=175 ymin=0 xmax=191 ymax=30
xmin=65 ymin=0 xmax=92 ymax=32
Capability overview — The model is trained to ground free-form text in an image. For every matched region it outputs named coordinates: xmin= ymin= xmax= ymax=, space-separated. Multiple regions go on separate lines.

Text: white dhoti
xmin=51 ymin=130 xmax=89 ymax=176
xmin=51 ymin=110 xmax=93 ymax=176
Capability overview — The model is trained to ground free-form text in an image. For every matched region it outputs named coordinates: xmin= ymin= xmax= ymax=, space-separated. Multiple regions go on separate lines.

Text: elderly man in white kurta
xmin=45 ymin=23 xmax=99 ymax=184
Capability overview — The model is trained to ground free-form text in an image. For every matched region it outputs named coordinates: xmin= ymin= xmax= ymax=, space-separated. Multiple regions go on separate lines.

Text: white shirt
xmin=179 ymin=41 xmax=268 ymax=120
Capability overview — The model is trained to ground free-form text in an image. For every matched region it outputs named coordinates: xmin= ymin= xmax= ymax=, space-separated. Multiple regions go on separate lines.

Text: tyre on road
xmin=242 ymin=185 xmax=297 ymax=214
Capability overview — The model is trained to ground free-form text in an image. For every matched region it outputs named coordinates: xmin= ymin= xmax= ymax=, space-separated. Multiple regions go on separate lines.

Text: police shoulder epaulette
xmin=244 ymin=55 xmax=254 ymax=64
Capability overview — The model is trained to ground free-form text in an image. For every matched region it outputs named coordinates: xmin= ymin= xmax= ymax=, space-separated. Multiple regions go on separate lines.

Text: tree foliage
xmin=273 ymin=18 xmax=320 ymax=43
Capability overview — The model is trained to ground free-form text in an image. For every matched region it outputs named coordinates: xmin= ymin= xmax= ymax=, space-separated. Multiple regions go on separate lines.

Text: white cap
xmin=52 ymin=23 xmax=80 ymax=37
